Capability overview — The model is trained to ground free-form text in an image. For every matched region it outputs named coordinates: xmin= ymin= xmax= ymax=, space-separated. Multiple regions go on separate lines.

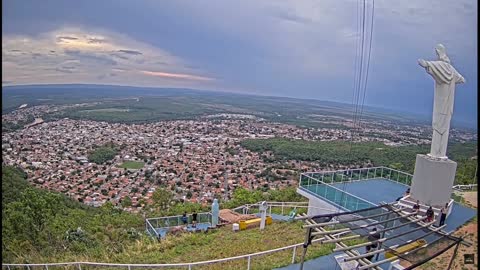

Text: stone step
xmin=396 ymin=201 xmax=441 ymax=217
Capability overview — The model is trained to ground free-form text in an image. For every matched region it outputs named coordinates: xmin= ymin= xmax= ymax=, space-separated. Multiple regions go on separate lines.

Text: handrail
xmin=300 ymin=174 xmax=378 ymax=206
xmin=146 ymin=211 xmax=212 ymax=222
xmin=145 ymin=219 xmax=159 ymax=238
xmin=233 ymin=201 xmax=308 ymax=209
xmin=232 ymin=202 xmax=341 ymax=214
xmin=452 ymin=184 xmax=477 ymax=190
xmin=303 ymin=166 xmax=413 ymax=187
xmin=305 ymin=166 xmax=413 ymax=177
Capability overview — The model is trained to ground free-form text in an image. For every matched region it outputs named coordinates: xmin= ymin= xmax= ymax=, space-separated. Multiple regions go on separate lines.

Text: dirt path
xmin=462 ymin=191 xmax=477 ymax=208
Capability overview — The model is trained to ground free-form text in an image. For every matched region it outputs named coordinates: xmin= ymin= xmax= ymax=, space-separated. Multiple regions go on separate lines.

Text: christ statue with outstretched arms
xmin=418 ymin=44 xmax=465 ymax=159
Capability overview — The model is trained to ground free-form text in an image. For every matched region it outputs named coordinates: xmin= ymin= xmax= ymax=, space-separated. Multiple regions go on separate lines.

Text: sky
xmin=2 ymin=0 xmax=478 ymax=126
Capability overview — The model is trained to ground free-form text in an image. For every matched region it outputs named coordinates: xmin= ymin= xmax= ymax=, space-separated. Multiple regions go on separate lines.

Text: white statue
xmin=418 ymin=44 xmax=465 ymax=159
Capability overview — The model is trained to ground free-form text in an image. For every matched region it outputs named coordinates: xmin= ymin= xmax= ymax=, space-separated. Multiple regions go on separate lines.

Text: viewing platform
xmin=297 ymin=166 xmax=476 ymax=234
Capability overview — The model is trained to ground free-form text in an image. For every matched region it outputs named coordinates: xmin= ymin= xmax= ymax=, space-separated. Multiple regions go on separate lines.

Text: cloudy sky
xmin=2 ymin=0 xmax=477 ymax=125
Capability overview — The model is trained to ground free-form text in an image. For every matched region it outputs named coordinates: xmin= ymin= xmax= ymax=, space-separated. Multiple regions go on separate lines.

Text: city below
xmin=2 ymin=101 xmax=477 ymax=212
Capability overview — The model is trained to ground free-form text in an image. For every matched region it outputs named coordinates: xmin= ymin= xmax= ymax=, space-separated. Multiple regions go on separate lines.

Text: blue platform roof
xmin=285 ymin=177 xmax=477 ymax=270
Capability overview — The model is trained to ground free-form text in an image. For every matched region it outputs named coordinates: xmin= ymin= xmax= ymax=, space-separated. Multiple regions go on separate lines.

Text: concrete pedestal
xmin=410 ymin=154 xmax=457 ymax=207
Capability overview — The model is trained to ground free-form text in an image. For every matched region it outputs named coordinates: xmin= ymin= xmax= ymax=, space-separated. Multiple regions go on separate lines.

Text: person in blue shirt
xmin=181 ymin=212 xmax=188 ymax=226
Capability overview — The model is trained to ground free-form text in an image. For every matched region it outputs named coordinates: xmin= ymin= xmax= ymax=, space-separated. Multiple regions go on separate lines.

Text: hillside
xmin=2 ymin=166 xmax=144 ymax=263
xmin=2 ymin=166 xmax=341 ymax=268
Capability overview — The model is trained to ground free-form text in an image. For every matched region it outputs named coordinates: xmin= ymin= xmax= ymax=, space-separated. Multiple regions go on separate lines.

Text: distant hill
xmin=3 ymin=84 xmax=433 ymax=127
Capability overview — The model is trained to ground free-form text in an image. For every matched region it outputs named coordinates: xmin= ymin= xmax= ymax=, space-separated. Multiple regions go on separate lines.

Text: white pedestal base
xmin=410 ymin=154 xmax=457 ymax=207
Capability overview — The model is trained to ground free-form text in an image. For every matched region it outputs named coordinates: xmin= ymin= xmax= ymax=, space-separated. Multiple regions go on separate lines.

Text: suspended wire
xmin=349 ymin=0 xmax=367 ymax=155
xmin=332 ymin=4 xmax=366 ymax=264
xmin=336 ymin=0 xmax=366 ymax=216
xmin=350 ymin=0 xmax=362 ymax=114
xmin=350 ymin=0 xmax=363 ymax=139
xmin=337 ymin=0 xmax=375 ymax=215
xmin=358 ymin=0 xmax=375 ymax=132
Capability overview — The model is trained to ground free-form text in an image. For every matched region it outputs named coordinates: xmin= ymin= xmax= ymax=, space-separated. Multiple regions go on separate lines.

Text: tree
xmin=138 ymin=198 xmax=146 ymax=206
xmin=121 ymin=196 xmax=132 ymax=208
xmin=152 ymin=188 xmax=173 ymax=210
xmin=3 ymin=187 xmax=64 ymax=245
xmin=231 ymin=187 xmax=263 ymax=206
xmin=2 ymin=166 xmax=29 ymax=207
xmin=269 ymin=187 xmax=306 ymax=202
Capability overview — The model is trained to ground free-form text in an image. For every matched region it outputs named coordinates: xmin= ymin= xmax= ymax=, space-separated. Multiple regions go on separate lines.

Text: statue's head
xmin=435 ymin=44 xmax=451 ymax=63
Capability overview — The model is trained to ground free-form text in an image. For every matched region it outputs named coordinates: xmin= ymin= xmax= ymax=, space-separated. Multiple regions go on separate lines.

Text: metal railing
xmin=232 ymin=201 xmax=339 ymax=217
xmin=146 ymin=212 xmax=212 ymax=238
xmin=304 ymin=166 xmax=413 ymax=187
xmin=232 ymin=201 xmax=308 ymax=215
xmin=452 ymin=184 xmax=477 ymax=191
xmin=299 ymin=173 xmax=377 ymax=212
xmin=146 ymin=217 xmax=160 ymax=239
xmin=2 ymin=230 xmax=348 ymax=270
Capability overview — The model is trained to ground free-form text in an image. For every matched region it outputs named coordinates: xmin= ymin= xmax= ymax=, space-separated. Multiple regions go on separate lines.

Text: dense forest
xmin=241 ymin=138 xmax=477 ymax=185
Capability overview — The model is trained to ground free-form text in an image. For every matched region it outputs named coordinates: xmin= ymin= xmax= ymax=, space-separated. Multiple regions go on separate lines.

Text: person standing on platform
xmin=192 ymin=211 xmax=198 ymax=228
xmin=396 ymin=188 xmax=411 ymax=201
xmin=413 ymin=200 xmax=420 ymax=213
xmin=439 ymin=203 xmax=448 ymax=226
xmin=365 ymin=245 xmax=374 ymax=262
xmin=425 ymin=206 xmax=434 ymax=223
xmin=368 ymin=228 xmax=381 ymax=249
xmin=182 ymin=212 xmax=188 ymax=227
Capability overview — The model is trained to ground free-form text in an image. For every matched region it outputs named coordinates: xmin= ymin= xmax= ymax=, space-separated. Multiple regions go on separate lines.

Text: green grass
xmin=118 ymin=161 xmax=145 ymax=169
xmin=13 ymin=221 xmax=361 ymax=269
xmin=451 ymin=192 xmax=465 ymax=204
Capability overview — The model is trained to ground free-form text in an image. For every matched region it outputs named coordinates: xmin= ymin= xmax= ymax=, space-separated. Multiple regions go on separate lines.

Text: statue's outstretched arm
xmin=418 ymin=59 xmax=428 ymax=68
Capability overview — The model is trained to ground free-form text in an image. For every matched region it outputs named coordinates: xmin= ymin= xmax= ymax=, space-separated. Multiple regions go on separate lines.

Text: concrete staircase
xmin=396 ymin=196 xmax=453 ymax=220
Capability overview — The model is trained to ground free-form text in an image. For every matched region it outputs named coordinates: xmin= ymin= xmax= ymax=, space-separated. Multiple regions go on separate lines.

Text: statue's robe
xmin=423 ymin=60 xmax=465 ymax=158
